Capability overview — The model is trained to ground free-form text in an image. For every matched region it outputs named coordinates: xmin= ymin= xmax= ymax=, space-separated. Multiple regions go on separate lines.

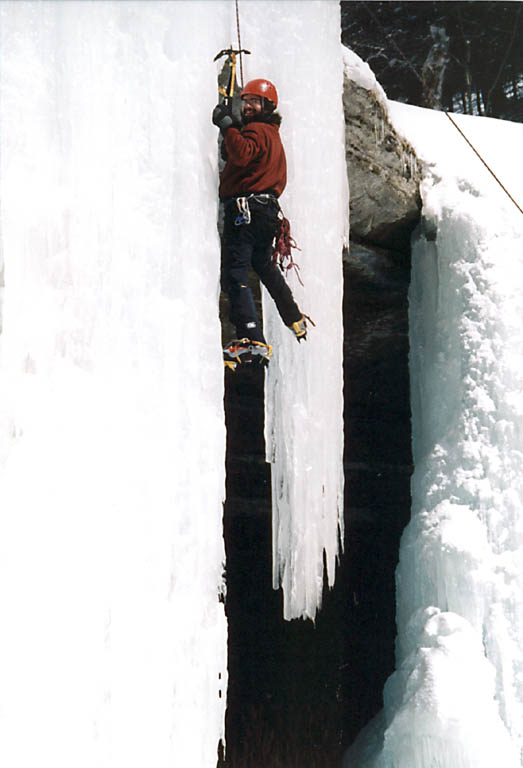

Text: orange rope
xmin=235 ymin=0 xmax=244 ymax=87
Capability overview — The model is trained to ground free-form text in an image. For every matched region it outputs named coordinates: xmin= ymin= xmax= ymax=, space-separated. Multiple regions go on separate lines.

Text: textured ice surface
xmin=253 ymin=2 xmax=349 ymax=621
xmin=345 ymin=93 xmax=523 ymax=765
xmin=0 ymin=3 xmax=231 ymax=766
xmin=0 ymin=1 xmax=348 ymax=763
xmin=347 ymin=608 xmax=520 ymax=768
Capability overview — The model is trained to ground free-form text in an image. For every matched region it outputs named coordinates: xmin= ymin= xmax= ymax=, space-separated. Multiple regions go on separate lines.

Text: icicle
xmin=259 ymin=2 xmax=348 ymax=621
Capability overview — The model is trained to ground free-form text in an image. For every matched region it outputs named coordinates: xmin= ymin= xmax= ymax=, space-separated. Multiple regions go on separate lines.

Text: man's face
xmin=241 ymin=95 xmax=262 ymax=121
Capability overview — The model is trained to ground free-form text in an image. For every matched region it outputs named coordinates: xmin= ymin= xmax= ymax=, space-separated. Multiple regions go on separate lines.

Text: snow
xmin=348 ymin=608 xmax=520 ymax=768
xmin=345 ymin=93 xmax=523 ymax=765
xmin=0 ymin=2 xmax=230 ymax=766
xmin=342 ymin=45 xmax=388 ymax=108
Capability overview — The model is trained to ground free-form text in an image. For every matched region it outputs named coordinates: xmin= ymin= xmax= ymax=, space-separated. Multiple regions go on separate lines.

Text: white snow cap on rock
xmin=342 ymin=45 xmax=388 ymax=108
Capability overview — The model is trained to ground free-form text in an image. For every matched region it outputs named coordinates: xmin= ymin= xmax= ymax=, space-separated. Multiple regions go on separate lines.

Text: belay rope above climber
xmin=215 ymin=0 xmax=313 ymax=355
xmin=215 ymin=0 xmax=307 ymax=287
xmin=235 ymin=0 xmax=245 ymax=88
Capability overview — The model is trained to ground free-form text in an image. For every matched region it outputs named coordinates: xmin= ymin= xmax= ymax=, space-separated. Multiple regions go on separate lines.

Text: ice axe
xmin=214 ymin=46 xmax=251 ymax=106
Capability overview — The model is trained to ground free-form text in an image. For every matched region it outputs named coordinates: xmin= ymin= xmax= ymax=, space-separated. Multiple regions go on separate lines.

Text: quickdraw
xmin=234 ymin=197 xmax=251 ymax=225
xmin=232 ymin=193 xmax=275 ymax=226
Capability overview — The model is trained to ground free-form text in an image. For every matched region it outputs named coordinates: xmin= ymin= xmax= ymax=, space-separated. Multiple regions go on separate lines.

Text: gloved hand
xmin=212 ymin=103 xmax=233 ymax=133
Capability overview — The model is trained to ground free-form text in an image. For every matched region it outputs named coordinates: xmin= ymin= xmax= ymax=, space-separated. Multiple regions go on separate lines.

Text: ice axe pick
xmin=214 ymin=46 xmax=251 ymax=106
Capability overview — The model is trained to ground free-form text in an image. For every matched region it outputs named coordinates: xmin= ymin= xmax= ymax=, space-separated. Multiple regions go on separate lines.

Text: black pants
xmin=221 ymin=197 xmax=301 ymax=343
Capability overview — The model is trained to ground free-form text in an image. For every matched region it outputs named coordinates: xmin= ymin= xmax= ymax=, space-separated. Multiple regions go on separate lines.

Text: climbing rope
xmin=231 ymin=0 xmax=306 ymax=285
xmin=235 ymin=0 xmax=245 ymax=87
xmin=444 ymin=112 xmax=523 ymax=215
xmin=273 ymin=213 xmax=304 ymax=286
xmin=360 ymin=4 xmax=523 ymax=216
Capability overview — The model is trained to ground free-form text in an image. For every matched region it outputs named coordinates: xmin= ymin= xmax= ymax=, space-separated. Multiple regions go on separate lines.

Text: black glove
xmin=212 ymin=103 xmax=233 ymax=133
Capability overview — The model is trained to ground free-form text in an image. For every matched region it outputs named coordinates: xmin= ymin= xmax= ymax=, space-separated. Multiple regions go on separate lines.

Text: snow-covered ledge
xmin=342 ymin=46 xmax=421 ymax=253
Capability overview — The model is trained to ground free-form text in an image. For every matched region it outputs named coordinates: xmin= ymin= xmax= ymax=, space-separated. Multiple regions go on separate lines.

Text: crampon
xmin=223 ymin=338 xmax=272 ymax=371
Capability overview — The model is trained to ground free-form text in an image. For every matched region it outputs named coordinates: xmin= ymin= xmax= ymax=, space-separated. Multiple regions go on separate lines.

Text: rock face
xmin=341 ymin=240 xmax=412 ymax=746
xmin=340 ymin=58 xmax=419 ymax=747
xmin=343 ymin=76 xmax=422 ymax=252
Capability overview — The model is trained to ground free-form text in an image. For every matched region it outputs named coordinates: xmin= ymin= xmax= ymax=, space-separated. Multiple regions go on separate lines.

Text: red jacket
xmin=219 ymin=120 xmax=287 ymax=200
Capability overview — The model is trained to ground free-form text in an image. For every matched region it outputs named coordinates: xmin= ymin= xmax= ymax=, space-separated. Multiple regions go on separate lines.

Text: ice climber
xmin=212 ymin=78 xmax=308 ymax=368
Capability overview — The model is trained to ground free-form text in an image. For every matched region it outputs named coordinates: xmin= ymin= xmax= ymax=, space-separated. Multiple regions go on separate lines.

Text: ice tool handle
xmin=214 ymin=47 xmax=251 ymax=106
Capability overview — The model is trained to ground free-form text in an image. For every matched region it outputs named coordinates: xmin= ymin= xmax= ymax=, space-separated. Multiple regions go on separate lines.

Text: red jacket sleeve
xmin=223 ymin=124 xmax=267 ymax=167
xmin=219 ymin=122 xmax=286 ymax=199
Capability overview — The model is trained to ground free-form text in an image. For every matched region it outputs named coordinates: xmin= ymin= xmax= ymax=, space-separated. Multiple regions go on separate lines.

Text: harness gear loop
xmin=230 ymin=193 xmax=275 ymax=224
xmin=234 ymin=197 xmax=251 ymax=226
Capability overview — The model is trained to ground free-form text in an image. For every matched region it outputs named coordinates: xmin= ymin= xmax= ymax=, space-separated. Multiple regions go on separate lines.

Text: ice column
xmin=396 ymin=176 xmax=523 ymax=767
xmin=239 ymin=1 xmax=348 ymax=621
xmin=0 ymin=3 xmax=231 ymax=766
xmin=345 ymin=104 xmax=523 ymax=767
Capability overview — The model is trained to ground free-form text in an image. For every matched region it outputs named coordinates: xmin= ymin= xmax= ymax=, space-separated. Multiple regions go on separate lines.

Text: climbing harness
xmin=229 ymin=194 xmax=305 ymax=286
xmin=234 ymin=197 xmax=251 ymax=225
xmin=362 ymin=3 xmax=523 ymax=216
xmin=229 ymin=193 xmax=276 ymax=226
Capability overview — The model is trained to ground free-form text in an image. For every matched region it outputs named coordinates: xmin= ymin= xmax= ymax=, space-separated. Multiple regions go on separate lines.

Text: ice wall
xmin=0 ymin=2 xmax=232 ymax=766
xmin=245 ymin=2 xmax=348 ymax=621
xmin=346 ymin=102 xmax=523 ymax=767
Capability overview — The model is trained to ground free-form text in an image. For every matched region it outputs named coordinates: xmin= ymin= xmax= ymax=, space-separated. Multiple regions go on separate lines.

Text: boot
xmin=290 ymin=315 xmax=308 ymax=341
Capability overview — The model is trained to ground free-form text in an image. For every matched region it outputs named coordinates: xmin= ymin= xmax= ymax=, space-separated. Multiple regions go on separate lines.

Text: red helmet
xmin=240 ymin=78 xmax=278 ymax=109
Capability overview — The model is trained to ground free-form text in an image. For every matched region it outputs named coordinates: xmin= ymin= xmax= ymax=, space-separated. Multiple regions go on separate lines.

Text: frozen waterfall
xmin=345 ymin=99 xmax=523 ymax=766
xmin=0 ymin=1 xmax=347 ymax=765
xmin=258 ymin=4 xmax=348 ymax=622
xmin=0 ymin=2 xmax=230 ymax=766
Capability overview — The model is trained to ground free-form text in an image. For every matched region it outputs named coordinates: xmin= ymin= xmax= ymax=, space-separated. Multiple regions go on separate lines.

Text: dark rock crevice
xmin=341 ymin=238 xmax=413 ymax=747
xmin=220 ymin=239 xmax=414 ymax=764
xmin=219 ymin=62 xmax=421 ymax=767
